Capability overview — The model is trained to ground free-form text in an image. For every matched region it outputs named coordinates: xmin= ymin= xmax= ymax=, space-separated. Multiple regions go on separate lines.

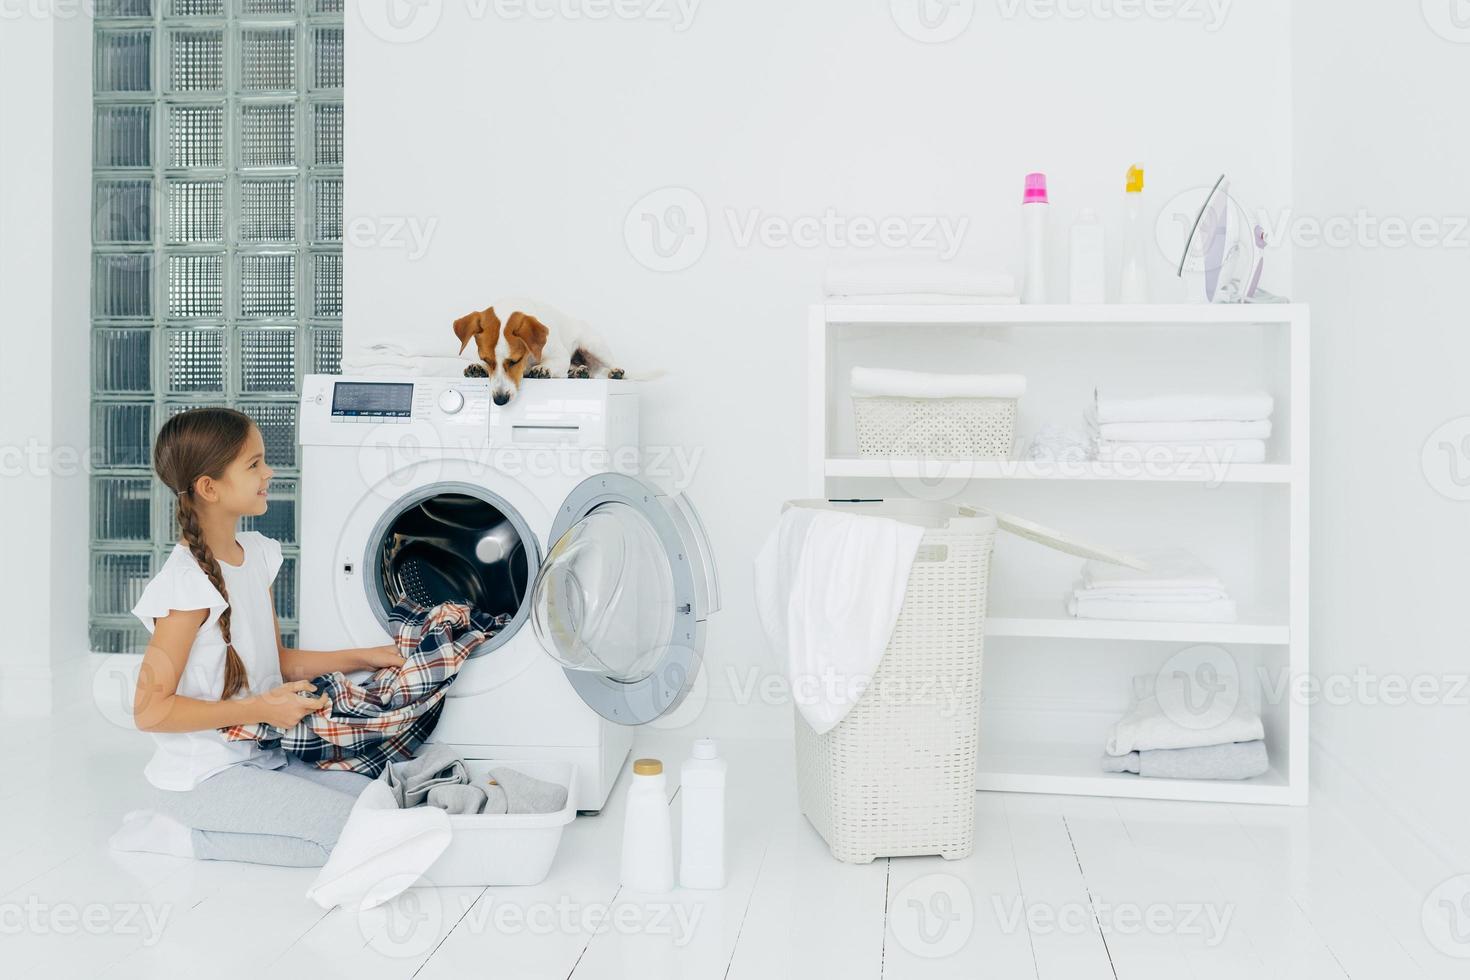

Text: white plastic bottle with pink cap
xmin=1021 ymin=172 xmax=1050 ymax=304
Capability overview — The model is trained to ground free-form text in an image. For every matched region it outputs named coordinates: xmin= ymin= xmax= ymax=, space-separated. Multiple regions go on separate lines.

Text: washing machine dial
xmin=437 ymin=389 xmax=465 ymax=415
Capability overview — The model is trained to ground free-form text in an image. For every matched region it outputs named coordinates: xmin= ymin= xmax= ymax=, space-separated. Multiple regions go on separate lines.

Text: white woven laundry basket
xmin=793 ymin=500 xmax=996 ymax=864
xmin=853 ymin=395 xmax=1017 ymax=459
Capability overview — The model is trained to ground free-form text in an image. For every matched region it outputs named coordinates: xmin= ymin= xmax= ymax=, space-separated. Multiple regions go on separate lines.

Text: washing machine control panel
xmin=299 ymin=377 xmax=492 ymax=439
xmin=328 ymin=381 xmax=415 ymax=420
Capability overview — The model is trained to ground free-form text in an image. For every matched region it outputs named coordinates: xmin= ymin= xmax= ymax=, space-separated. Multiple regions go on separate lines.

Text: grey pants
xmin=152 ymin=756 xmax=373 ymax=868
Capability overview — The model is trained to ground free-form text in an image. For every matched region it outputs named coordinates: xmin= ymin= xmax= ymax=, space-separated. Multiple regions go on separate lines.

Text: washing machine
xmin=296 ymin=374 xmax=720 ymax=812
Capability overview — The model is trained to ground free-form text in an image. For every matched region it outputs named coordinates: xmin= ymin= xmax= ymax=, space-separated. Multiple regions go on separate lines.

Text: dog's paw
xmin=463 ymin=363 xmax=488 ymax=378
xmin=568 ymin=365 xmax=591 ymax=379
xmin=525 ymin=365 xmax=550 ymax=379
xmin=608 ymin=367 xmax=626 ymax=380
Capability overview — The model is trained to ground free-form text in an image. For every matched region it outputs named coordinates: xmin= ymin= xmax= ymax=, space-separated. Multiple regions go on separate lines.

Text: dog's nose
xmin=492 ymin=391 xmax=511 ymax=406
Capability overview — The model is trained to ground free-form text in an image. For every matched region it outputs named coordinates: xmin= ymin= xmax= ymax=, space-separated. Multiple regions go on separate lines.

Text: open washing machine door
xmin=529 ymin=473 xmax=720 ymax=726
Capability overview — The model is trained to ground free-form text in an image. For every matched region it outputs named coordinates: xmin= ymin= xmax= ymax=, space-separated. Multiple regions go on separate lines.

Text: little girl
xmin=110 ymin=407 xmax=404 ymax=867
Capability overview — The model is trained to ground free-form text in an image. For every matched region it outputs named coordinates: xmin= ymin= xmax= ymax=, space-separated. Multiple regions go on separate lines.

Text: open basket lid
xmin=793 ymin=498 xmax=1148 ymax=571
xmin=968 ymin=503 xmax=1148 ymax=570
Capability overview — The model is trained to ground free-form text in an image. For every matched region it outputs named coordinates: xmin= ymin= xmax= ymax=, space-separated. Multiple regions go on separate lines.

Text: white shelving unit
xmin=808 ymin=303 xmax=1309 ymax=806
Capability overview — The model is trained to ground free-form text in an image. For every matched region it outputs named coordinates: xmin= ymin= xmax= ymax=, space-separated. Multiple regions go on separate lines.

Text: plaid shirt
xmin=221 ymin=600 xmax=510 ymax=777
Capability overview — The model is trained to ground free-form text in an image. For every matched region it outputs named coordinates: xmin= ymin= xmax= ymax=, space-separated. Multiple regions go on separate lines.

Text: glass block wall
xmin=90 ymin=0 xmax=344 ymax=654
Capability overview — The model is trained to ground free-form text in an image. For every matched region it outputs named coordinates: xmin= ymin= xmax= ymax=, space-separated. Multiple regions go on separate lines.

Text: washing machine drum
xmin=378 ymin=493 xmax=532 ymax=622
xmin=530 ymin=473 xmax=721 ymax=726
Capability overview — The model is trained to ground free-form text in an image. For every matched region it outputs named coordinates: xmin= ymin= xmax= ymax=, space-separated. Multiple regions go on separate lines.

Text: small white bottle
xmin=679 ymin=738 xmax=727 ymax=890
xmin=620 ymin=758 xmax=674 ymax=893
xmin=1119 ymin=164 xmax=1151 ymax=304
xmin=1021 ymin=172 xmax=1050 ymax=304
xmin=1069 ymin=208 xmax=1106 ymax=305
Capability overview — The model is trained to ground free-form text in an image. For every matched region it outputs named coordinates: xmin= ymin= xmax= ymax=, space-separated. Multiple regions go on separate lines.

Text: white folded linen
xmin=1073 ymin=585 xmax=1230 ymax=603
xmin=342 ymin=342 xmax=482 ymax=379
xmin=850 ymin=367 xmax=1027 ymax=400
xmin=1081 ymin=549 xmax=1224 ymax=591
xmin=1102 ymin=740 xmax=1269 ymax=780
xmin=1095 ymin=440 xmax=1267 ymax=465
xmin=754 ymin=505 xmax=924 ymax=735
xmin=1094 ymin=388 xmax=1274 ymax=424
xmin=1107 ymin=672 xmax=1264 ymax=755
xmin=1068 ymin=594 xmax=1238 ymax=623
xmin=824 ymin=266 xmax=1017 ymax=299
xmin=1090 ymin=418 xmax=1272 ymax=442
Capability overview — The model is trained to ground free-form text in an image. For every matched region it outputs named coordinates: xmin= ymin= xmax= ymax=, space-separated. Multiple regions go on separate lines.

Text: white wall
xmin=1295 ymin=0 xmax=1470 ymax=890
xmin=344 ymin=0 xmax=1293 ymax=712
xmin=0 ymin=7 xmax=92 ymax=711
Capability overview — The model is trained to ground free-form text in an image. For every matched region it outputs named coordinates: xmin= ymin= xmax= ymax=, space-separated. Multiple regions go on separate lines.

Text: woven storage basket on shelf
xmin=793 ymin=500 xmax=996 ymax=864
xmin=852 ymin=395 xmax=1017 ymax=459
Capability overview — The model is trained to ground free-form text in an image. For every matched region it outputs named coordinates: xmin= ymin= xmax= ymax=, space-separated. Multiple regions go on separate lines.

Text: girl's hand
xmin=360 ymin=644 xmax=405 ymax=671
xmin=253 ymin=680 xmax=330 ymax=728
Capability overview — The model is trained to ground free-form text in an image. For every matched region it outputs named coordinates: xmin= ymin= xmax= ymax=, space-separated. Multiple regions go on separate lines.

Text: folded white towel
xmin=343 ymin=342 xmax=481 ymax=379
xmin=754 ymin=506 xmax=925 ymax=735
xmin=1090 ymin=418 xmax=1272 ymax=442
xmin=1068 ymin=594 xmax=1238 ymax=623
xmin=1081 ymin=549 xmax=1224 ymax=591
xmin=850 ymin=367 xmax=1027 ymax=400
xmin=1107 ymin=672 xmax=1264 ymax=755
xmin=1095 ymin=440 xmax=1267 ymax=465
xmin=824 ymin=266 xmax=1017 ymax=300
xmin=1073 ymin=585 xmax=1230 ymax=603
xmin=1094 ymin=389 xmax=1274 ymax=424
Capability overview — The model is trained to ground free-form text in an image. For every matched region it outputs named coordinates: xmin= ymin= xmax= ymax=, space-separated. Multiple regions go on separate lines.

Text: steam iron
xmin=1177 ymin=174 xmax=1285 ymax=303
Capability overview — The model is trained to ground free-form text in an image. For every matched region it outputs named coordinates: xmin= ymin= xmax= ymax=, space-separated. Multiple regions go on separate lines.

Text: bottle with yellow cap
xmin=1119 ymin=164 xmax=1151 ymax=304
xmin=621 ymin=757 xmax=675 ymax=893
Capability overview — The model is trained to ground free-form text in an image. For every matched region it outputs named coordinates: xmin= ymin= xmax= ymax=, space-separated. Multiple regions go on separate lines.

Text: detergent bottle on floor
xmin=679 ymin=739 xmax=727 ymax=889
xmin=621 ymin=758 xmax=674 ymax=893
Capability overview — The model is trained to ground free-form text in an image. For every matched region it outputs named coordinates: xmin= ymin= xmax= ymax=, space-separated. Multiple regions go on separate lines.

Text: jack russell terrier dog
xmin=453 ymin=299 xmax=624 ymax=406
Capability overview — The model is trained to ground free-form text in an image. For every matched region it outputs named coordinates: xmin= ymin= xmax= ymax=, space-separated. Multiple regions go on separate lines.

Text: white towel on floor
xmin=305 ymin=780 xmax=452 ymax=911
xmin=1069 ymin=594 xmax=1238 ymax=623
xmin=1107 ymin=672 xmax=1264 ymax=755
xmin=1095 ymin=440 xmax=1267 ymax=465
xmin=754 ymin=506 xmax=924 ymax=735
xmin=1094 ymin=389 xmax=1274 ymax=424
xmin=850 ymin=367 xmax=1027 ymax=400
xmin=824 ymin=266 xmax=1017 ymax=300
xmin=1090 ymin=418 xmax=1272 ymax=442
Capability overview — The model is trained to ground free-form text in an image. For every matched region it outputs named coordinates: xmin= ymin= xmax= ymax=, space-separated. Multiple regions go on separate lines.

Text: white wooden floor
xmin=4 ymin=655 xmax=1461 ymax=979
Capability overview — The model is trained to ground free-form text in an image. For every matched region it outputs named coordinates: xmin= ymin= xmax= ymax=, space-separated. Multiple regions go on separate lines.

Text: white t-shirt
xmin=131 ymin=530 xmax=288 ymax=790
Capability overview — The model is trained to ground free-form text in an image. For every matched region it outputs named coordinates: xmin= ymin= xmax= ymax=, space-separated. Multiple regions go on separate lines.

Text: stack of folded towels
xmin=1088 ymin=388 xmax=1274 ymax=464
xmin=1103 ymin=672 xmax=1269 ymax=780
xmin=1069 ymin=549 xmax=1237 ymax=623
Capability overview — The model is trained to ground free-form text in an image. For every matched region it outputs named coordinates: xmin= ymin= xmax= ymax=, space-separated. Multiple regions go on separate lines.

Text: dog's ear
xmin=453 ymin=309 xmax=483 ymax=354
xmin=454 ymin=306 xmax=499 ymax=354
xmin=505 ymin=312 xmax=549 ymax=361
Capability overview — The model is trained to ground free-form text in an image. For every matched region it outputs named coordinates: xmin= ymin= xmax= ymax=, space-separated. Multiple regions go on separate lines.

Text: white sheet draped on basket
xmin=753 ymin=506 xmax=923 ymax=735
